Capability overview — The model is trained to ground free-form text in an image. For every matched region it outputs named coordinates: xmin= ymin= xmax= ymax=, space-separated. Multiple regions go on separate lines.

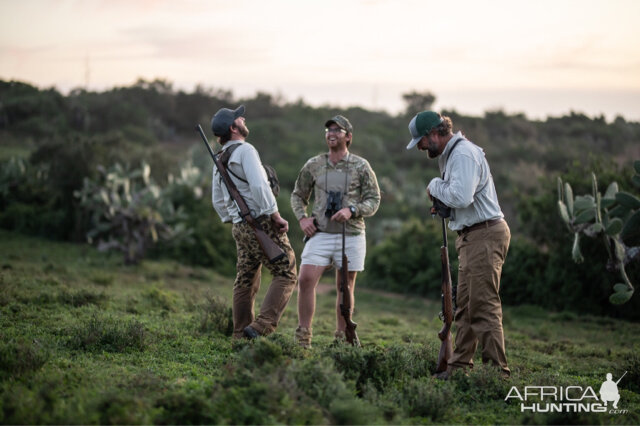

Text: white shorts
xmin=300 ymin=232 xmax=366 ymax=271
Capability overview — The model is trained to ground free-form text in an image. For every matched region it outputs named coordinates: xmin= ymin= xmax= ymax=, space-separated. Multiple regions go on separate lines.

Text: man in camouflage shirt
xmin=291 ymin=115 xmax=380 ymax=347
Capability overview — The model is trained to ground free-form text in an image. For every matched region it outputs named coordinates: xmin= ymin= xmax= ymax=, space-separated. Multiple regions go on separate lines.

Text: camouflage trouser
xmin=231 ymin=216 xmax=297 ymax=338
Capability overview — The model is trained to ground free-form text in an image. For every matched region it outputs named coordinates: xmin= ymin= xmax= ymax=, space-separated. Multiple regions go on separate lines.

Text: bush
xmin=363 ymin=218 xmax=456 ymax=296
xmin=621 ymin=352 xmax=640 ymax=393
xmin=94 ymin=393 xmax=150 ymax=425
xmin=68 ymin=314 xmax=147 ymax=353
xmin=154 ymin=388 xmax=217 ymax=425
xmin=198 ymin=294 xmax=233 ymax=336
xmin=75 ymin=162 xmax=193 ymax=264
xmin=148 ymin=180 xmax=237 ymax=275
xmin=391 ymin=377 xmax=455 ymax=421
xmin=210 ymin=336 xmax=382 ymax=424
xmin=448 ymin=364 xmax=511 ymax=403
xmin=324 ymin=342 xmax=437 ymax=394
xmin=0 ymin=338 xmax=49 ymax=379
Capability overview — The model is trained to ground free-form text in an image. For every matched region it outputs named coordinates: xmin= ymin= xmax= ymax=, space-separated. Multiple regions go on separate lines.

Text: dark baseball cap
xmin=325 ymin=115 xmax=353 ymax=134
xmin=211 ymin=105 xmax=245 ymax=136
xmin=406 ymin=111 xmax=443 ymax=149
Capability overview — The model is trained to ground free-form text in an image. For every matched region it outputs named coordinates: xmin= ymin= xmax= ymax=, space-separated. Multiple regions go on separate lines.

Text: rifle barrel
xmin=196 ymin=125 xmax=217 ymax=159
xmin=441 ymin=216 xmax=448 ymax=248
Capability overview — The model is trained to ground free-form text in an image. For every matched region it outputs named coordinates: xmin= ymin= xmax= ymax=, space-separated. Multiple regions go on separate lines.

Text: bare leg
xmin=297 ymin=264 xmax=328 ymax=329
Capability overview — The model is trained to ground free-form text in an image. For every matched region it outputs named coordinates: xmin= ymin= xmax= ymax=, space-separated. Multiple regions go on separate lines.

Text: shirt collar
xmin=440 ymin=131 xmax=463 ymax=158
xmin=222 ymin=140 xmax=243 ymax=151
xmin=325 ymin=151 xmax=350 ymax=167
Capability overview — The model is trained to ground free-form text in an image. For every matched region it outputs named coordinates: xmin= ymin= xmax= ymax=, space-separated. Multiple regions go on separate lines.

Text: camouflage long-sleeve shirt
xmin=291 ymin=152 xmax=380 ymax=235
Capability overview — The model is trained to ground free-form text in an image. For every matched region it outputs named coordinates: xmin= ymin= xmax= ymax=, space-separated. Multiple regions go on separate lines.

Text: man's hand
xmin=330 ymin=207 xmax=353 ymax=223
xmin=299 ymin=217 xmax=318 ymax=237
xmin=271 ymin=213 xmax=289 ymax=233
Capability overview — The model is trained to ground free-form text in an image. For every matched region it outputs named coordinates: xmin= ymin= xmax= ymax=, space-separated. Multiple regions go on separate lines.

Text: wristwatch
xmin=349 ymin=205 xmax=357 ymax=217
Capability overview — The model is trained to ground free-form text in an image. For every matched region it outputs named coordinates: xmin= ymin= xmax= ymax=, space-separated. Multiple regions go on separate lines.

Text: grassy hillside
xmin=2 ymin=80 xmax=639 ymax=321
xmin=1 ymin=230 xmax=638 ymax=424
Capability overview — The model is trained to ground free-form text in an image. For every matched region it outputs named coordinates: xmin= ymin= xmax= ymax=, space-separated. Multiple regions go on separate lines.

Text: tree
xmin=402 ymin=91 xmax=436 ymax=116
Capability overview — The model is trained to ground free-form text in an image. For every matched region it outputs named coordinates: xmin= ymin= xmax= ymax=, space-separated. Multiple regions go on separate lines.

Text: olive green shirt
xmin=291 ymin=152 xmax=381 ymax=235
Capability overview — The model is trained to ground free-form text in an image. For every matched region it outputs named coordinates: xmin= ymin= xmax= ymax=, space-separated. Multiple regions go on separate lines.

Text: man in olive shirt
xmin=291 ymin=115 xmax=380 ymax=348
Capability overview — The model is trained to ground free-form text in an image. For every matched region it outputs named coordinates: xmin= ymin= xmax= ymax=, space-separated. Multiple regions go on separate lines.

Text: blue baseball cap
xmin=211 ymin=105 xmax=245 ymax=136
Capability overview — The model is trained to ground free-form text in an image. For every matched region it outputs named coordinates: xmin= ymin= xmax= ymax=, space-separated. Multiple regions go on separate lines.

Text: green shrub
xmin=363 ymin=218 xmax=457 ymax=297
xmin=234 ymin=338 xmax=285 ymax=370
xmin=325 ymin=342 xmax=437 ymax=394
xmin=144 ymin=286 xmax=179 ymax=312
xmin=68 ymin=314 xmax=147 ymax=353
xmin=198 ymin=294 xmax=233 ymax=336
xmin=291 ymin=358 xmax=350 ymax=409
xmin=0 ymin=380 xmax=54 ymax=424
xmin=449 ymin=364 xmax=511 ymax=403
xmin=0 ymin=338 xmax=49 ymax=379
xmin=94 ymin=393 xmax=151 ymax=425
xmin=212 ymin=337 xmax=381 ymax=424
xmin=329 ymin=397 xmax=379 ymax=425
xmin=75 ymin=162 xmax=193 ymax=265
xmin=154 ymin=389 xmax=217 ymax=425
xmin=621 ymin=352 xmax=640 ymax=393
xmin=148 ymin=184 xmax=237 ymax=275
xmin=394 ymin=377 xmax=454 ymax=421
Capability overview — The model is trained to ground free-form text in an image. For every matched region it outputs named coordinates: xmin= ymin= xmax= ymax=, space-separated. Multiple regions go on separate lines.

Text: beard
xmin=426 ymin=136 xmax=439 ymax=158
xmin=427 ymin=147 xmax=439 ymax=158
xmin=236 ymin=123 xmax=250 ymax=138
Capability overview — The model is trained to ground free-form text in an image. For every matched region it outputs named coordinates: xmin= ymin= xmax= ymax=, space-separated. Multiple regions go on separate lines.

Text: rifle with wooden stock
xmin=195 ymin=124 xmax=285 ymax=263
xmin=339 ymin=222 xmax=360 ymax=346
xmin=432 ymin=199 xmax=453 ymax=374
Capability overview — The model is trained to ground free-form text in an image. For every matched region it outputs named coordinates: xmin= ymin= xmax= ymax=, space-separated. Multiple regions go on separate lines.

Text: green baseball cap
xmin=325 ymin=115 xmax=353 ymax=134
xmin=406 ymin=111 xmax=443 ymax=149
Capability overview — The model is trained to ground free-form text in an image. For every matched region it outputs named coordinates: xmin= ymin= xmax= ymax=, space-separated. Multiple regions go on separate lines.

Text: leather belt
xmin=457 ymin=218 xmax=503 ymax=236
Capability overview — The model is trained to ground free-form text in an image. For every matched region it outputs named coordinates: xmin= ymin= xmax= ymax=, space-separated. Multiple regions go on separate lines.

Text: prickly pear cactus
xmin=557 ymin=160 xmax=639 ymax=305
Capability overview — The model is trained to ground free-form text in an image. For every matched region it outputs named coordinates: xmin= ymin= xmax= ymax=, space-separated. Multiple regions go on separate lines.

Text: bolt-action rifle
xmin=431 ymin=198 xmax=454 ymax=373
xmin=196 ymin=124 xmax=285 ymax=263
xmin=339 ymin=222 xmax=360 ymax=346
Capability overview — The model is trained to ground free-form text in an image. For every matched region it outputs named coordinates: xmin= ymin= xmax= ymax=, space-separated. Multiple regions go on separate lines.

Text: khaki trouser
xmin=449 ymin=220 xmax=511 ymax=376
xmin=231 ymin=216 xmax=297 ymax=338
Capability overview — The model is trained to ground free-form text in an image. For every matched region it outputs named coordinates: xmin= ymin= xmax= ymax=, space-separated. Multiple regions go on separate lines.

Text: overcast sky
xmin=1 ymin=0 xmax=640 ymax=120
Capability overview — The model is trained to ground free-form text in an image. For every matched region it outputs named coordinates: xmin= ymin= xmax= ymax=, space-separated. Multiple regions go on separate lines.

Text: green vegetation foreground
xmin=1 ymin=230 xmax=639 ymax=424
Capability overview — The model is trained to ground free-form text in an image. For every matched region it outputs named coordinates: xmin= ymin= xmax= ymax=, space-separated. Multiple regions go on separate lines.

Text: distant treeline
xmin=1 ymin=78 xmax=639 ymax=319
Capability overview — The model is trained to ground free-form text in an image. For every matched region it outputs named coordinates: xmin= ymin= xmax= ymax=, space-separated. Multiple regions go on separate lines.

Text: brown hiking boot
xmin=295 ymin=326 xmax=312 ymax=349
